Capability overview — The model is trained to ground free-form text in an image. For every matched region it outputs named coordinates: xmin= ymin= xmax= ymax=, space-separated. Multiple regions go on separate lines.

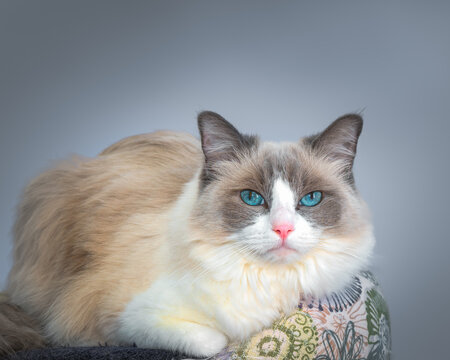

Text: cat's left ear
xmin=308 ymin=113 xmax=363 ymax=176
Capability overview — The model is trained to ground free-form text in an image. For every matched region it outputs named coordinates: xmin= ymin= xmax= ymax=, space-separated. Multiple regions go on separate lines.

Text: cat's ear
xmin=197 ymin=111 xmax=257 ymax=182
xmin=198 ymin=111 xmax=257 ymax=162
xmin=308 ymin=114 xmax=363 ymax=179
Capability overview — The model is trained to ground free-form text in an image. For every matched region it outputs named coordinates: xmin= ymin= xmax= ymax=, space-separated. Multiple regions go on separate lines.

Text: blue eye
xmin=240 ymin=190 xmax=265 ymax=206
xmin=300 ymin=191 xmax=323 ymax=207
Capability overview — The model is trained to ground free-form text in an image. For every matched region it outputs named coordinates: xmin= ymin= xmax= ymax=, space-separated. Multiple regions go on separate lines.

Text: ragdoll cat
xmin=0 ymin=111 xmax=374 ymax=357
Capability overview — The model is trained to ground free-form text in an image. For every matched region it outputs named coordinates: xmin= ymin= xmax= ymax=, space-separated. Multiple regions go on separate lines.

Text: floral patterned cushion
xmin=214 ymin=271 xmax=391 ymax=360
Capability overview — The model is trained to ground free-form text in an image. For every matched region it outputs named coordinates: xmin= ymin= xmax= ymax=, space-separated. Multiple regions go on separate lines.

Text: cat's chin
xmin=262 ymin=246 xmax=303 ymax=264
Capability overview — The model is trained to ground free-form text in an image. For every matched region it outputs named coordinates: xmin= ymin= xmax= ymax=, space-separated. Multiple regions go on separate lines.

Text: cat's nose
xmin=272 ymin=223 xmax=294 ymax=241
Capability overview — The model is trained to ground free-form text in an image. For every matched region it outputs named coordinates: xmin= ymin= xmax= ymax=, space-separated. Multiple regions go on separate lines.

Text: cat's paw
xmin=183 ymin=326 xmax=228 ymax=358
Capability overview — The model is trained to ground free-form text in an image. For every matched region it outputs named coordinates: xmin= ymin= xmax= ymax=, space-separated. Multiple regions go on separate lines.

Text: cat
xmin=0 ymin=111 xmax=374 ymax=357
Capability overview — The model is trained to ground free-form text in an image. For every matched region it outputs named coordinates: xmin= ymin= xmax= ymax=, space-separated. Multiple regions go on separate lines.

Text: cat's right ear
xmin=197 ymin=111 xmax=257 ymax=182
xmin=198 ymin=111 xmax=257 ymax=163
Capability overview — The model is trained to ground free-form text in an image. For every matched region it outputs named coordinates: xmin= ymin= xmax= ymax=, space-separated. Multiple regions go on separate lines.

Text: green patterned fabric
xmin=234 ymin=311 xmax=318 ymax=360
xmin=213 ymin=271 xmax=391 ymax=360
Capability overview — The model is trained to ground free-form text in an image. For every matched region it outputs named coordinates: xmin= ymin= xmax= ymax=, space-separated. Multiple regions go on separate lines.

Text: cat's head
xmin=193 ymin=111 xmax=374 ymax=293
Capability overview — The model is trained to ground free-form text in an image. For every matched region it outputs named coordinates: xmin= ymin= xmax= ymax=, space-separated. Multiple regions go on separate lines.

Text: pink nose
xmin=272 ymin=223 xmax=294 ymax=240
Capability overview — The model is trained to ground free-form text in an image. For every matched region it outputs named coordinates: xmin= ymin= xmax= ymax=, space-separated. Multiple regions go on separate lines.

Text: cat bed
xmin=7 ymin=271 xmax=390 ymax=360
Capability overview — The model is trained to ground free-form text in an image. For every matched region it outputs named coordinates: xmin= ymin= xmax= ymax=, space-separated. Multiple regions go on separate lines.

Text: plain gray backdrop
xmin=1 ymin=1 xmax=449 ymax=358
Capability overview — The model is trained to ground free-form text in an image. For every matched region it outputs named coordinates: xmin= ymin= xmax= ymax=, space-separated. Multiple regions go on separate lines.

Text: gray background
xmin=1 ymin=1 xmax=449 ymax=358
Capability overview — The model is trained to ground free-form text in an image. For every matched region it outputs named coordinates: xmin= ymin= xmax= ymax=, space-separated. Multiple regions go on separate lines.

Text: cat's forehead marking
xmin=271 ymin=178 xmax=296 ymax=210
xmin=258 ymin=142 xmax=305 ymax=198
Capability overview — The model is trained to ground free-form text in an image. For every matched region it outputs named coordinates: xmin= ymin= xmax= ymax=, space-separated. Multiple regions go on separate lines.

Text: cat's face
xmin=195 ymin=112 xmax=372 ymax=269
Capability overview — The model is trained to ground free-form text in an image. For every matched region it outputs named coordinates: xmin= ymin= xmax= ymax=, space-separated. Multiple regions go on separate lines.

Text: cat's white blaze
xmin=270 ymin=177 xmax=296 ymax=226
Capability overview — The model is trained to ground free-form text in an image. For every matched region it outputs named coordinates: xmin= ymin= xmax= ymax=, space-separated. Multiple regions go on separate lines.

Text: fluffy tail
xmin=0 ymin=293 xmax=47 ymax=356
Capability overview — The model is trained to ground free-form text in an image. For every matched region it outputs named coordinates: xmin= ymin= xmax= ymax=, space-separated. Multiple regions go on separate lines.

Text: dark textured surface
xmin=5 ymin=346 xmax=186 ymax=360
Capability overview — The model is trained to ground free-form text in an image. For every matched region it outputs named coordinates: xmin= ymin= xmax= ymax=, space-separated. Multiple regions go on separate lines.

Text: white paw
xmin=183 ymin=326 xmax=228 ymax=358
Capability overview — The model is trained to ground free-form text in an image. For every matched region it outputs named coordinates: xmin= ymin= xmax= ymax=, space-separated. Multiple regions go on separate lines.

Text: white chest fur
xmin=198 ymin=262 xmax=302 ymax=339
xmin=116 ymin=259 xmax=302 ymax=346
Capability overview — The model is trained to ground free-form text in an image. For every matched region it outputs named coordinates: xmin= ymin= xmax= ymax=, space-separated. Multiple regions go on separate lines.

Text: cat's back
xmin=98 ymin=130 xmax=203 ymax=208
xmin=12 ymin=130 xmax=203 ymax=260
xmin=100 ymin=130 xmax=201 ymax=161
xmin=98 ymin=130 xmax=202 ymax=191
